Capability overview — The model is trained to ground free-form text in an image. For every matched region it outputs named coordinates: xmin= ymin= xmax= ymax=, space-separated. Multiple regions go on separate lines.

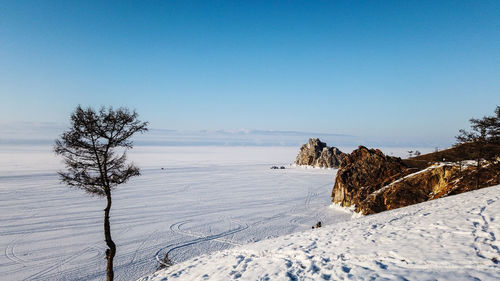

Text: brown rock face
xmin=357 ymin=164 xmax=459 ymax=214
xmin=295 ymin=138 xmax=346 ymax=168
xmin=331 ymin=146 xmax=412 ymax=207
xmin=331 ymin=145 xmax=500 ymax=215
xmin=357 ymin=163 xmax=500 ymax=215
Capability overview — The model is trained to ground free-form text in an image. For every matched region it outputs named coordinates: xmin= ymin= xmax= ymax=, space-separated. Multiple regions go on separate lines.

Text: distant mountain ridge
xmin=0 ymin=122 xmax=452 ymax=147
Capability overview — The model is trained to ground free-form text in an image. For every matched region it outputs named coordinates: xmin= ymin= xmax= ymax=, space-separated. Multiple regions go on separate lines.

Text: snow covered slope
xmin=140 ymin=185 xmax=500 ymax=281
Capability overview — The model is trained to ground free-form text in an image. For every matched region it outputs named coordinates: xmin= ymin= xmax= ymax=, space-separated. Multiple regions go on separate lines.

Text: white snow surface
xmin=141 ymin=185 xmax=500 ymax=281
xmin=0 ymin=145 xmax=351 ymax=281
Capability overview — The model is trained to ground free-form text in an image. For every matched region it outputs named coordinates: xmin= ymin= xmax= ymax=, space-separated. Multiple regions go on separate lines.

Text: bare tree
xmin=456 ymin=106 xmax=500 ymax=188
xmin=54 ymin=106 xmax=148 ymax=281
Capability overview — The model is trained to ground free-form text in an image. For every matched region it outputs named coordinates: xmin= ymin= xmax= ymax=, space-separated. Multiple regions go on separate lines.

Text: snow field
xmin=141 ymin=185 xmax=500 ymax=281
xmin=0 ymin=145 xmax=351 ymax=281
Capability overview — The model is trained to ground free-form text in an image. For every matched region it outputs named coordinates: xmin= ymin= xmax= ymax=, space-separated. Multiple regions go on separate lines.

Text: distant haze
xmin=0 ymin=122 xmax=449 ymax=149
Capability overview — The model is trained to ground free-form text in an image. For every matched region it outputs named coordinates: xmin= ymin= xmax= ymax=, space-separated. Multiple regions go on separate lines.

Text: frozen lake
xmin=0 ymin=145 xmax=353 ymax=281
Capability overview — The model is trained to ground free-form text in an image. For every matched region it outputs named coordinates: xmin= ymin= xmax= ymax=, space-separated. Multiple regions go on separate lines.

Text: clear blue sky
xmin=1 ymin=0 xmax=499 ymax=145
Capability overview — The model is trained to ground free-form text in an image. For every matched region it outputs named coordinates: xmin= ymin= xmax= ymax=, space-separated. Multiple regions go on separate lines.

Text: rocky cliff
xmin=331 ymin=146 xmax=413 ymax=207
xmin=331 ymin=146 xmax=500 ymax=215
xmin=295 ymin=138 xmax=346 ymax=168
xmin=357 ymin=163 xmax=500 ymax=215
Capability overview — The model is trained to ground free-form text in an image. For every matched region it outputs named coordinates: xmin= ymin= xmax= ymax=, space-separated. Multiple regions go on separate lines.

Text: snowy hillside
xmin=140 ymin=185 xmax=500 ymax=281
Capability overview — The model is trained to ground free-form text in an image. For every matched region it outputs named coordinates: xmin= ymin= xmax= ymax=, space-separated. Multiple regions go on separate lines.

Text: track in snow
xmin=156 ymin=219 xmax=249 ymax=267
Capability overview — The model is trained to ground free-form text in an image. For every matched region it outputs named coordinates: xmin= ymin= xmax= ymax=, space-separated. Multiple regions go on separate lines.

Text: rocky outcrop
xmin=331 ymin=146 xmax=413 ymax=208
xmin=356 ymin=164 xmax=459 ymax=214
xmin=331 ymin=145 xmax=500 ymax=215
xmin=295 ymin=138 xmax=346 ymax=168
xmin=357 ymin=163 xmax=500 ymax=215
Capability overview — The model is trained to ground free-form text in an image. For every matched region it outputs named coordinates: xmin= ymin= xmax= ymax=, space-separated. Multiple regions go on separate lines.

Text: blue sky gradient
xmin=1 ymin=0 xmax=499 ymax=146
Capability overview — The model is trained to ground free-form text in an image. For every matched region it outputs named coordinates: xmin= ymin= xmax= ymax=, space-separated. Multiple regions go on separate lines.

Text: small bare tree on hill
xmin=54 ymin=106 xmax=148 ymax=281
xmin=407 ymin=150 xmax=414 ymax=158
xmin=456 ymin=106 xmax=500 ymax=188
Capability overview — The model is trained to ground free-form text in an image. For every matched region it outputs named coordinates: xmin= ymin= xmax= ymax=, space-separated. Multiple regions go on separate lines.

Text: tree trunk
xmin=104 ymin=191 xmax=116 ymax=281
xmin=476 ymin=157 xmax=480 ymax=189
xmin=476 ymin=144 xmax=483 ymax=189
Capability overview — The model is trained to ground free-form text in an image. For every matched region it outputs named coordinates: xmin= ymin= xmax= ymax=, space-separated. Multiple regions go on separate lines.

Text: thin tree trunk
xmin=104 ymin=191 xmax=116 ymax=281
xmin=476 ymin=157 xmax=480 ymax=189
xmin=476 ymin=144 xmax=483 ymax=189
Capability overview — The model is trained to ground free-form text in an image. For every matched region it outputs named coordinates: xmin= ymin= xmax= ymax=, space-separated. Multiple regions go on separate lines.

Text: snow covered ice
xmin=0 ymin=145 xmax=351 ymax=280
xmin=141 ymin=184 xmax=500 ymax=281
xmin=3 ymin=145 xmax=498 ymax=281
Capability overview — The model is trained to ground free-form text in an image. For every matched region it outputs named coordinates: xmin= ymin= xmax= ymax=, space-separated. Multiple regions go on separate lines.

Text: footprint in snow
xmin=375 ymin=261 xmax=388 ymax=270
xmin=341 ymin=265 xmax=351 ymax=273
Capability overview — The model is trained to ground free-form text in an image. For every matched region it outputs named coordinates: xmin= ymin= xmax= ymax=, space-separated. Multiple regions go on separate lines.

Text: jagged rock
xmin=357 ymin=162 xmax=500 ymax=215
xmin=295 ymin=138 xmax=346 ymax=168
xmin=331 ymin=146 xmax=412 ymax=208
xmin=331 ymin=145 xmax=500 ymax=215
xmin=356 ymin=164 xmax=459 ymax=214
